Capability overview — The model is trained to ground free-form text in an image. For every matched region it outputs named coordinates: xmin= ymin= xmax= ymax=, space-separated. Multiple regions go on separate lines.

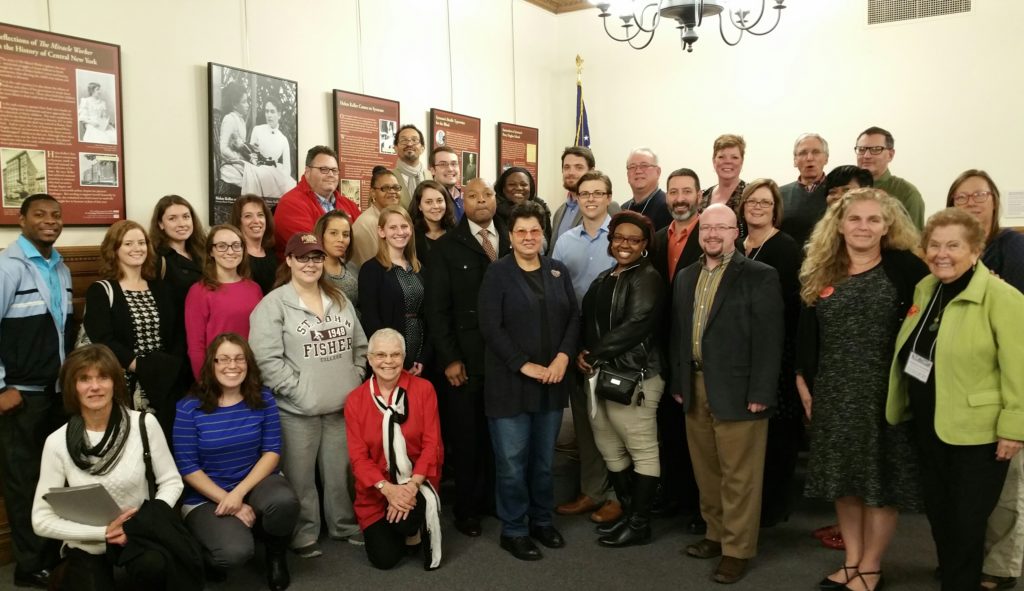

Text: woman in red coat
xmin=345 ymin=327 xmax=443 ymax=570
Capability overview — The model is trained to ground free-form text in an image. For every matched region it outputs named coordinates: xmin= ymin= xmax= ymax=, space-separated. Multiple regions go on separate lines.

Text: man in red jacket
xmin=274 ymin=145 xmax=360 ymax=260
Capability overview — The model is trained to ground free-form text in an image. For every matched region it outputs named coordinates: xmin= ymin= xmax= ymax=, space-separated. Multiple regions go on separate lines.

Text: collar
xmin=668 ymin=215 xmax=699 ymax=238
xmin=700 ymin=249 xmax=735 ymax=270
xmin=17 ymin=235 xmax=60 ymax=266
xmin=633 ymin=188 xmax=659 ymax=205
xmin=467 ymin=218 xmax=495 ymax=237
xmin=876 ymin=170 xmax=893 ymax=183
xmin=576 ymin=214 xmax=610 ymax=237
xmin=565 ymin=192 xmax=578 ymax=205
xmin=797 ymin=174 xmax=826 ymax=191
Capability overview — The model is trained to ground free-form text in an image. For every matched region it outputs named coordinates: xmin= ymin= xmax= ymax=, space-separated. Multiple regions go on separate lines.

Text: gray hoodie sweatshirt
xmin=249 ymin=283 xmax=367 ymax=416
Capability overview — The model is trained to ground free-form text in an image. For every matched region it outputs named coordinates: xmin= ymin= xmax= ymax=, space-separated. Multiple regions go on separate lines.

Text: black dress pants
xmin=440 ymin=377 xmax=494 ymax=520
xmin=364 ymin=493 xmax=426 ymax=570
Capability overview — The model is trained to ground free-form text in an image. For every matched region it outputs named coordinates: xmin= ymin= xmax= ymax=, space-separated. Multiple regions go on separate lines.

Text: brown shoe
xmin=684 ymin=538 xmax=723 ymax=559
xmin=590 ymin=500 xmax=623 ymax=523
xmin=712 ymin=556 xmax=748 ymax=584
xmin=556 ymin=494 xmax=601 ymax=515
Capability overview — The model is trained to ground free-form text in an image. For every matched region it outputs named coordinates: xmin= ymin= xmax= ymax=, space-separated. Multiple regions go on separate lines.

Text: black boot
xmin=599 ymin=474 xmax=657 ymax=547
xmin=265 ymin=535 xmax=291 ymax=590
xmin=596 ymin=468 xmax=634 ymax=536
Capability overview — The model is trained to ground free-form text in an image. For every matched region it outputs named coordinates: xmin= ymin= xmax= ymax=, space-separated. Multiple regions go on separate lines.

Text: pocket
xmin=966 ymin=390 xmax=1000 ymax=407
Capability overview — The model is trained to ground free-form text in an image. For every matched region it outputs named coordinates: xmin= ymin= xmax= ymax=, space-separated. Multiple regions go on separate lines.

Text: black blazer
xmin=669 ymin=252 xmax=784 ymax=421
xmin=358 ymin=258 xmax=427 ymax=368
xmin=425 ymin=217 xmax=511 ymax=377
xmin=651 ymin=221 xmax=704 ymax=287
xmin=478 ymin=255 xmax=579 ymax=418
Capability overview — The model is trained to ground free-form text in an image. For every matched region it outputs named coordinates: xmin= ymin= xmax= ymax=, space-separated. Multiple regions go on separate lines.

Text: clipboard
xmin=42 ymin=483 xmax=122 ymax=526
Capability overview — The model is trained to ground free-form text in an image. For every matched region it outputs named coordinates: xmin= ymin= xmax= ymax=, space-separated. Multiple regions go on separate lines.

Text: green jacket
xmin=886 ymin=261 xmax=1024 ymax=444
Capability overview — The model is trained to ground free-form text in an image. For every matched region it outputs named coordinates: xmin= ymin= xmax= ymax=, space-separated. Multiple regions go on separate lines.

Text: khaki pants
xmin=984 ymin=453 xmax=1024 ymax=577
xmin=589 ymin=374 xmax=664 ymax=477
xmin=685 ymin=372 xmax=768 ymax=559
xmin=568 ymin=373 xmax=610 ymax=501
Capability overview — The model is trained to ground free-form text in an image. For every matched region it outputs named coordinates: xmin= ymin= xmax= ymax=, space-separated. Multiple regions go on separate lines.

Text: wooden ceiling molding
xmin=524 ymin=0 xmax=594 ymax=14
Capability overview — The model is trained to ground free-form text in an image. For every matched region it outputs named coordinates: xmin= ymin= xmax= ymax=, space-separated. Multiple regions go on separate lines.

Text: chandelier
xmin=592 ymin=0 xmax=787 ymax=52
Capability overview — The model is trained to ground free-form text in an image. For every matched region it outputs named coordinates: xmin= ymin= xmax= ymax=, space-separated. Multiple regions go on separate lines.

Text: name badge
xmin=904 ymin=352 xmax=933 ymax=383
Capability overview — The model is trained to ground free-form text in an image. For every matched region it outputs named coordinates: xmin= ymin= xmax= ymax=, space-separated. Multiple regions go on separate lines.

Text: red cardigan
xmin=344 ymin=371 xmax=443 ymax=529
xmin=273 ymin=176 xmax=361 ymax=260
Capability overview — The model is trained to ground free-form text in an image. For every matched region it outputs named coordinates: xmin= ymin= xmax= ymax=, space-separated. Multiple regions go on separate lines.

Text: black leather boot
xmin=598 ymin=474 xmax=657 ymax=547
xmin=596 ymin=468 xmax=634 ymax=536
xmin=265 ymin=535 xmax=291 ymax=590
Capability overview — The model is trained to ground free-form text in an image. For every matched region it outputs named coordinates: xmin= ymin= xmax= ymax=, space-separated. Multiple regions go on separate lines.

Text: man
xmin=348 ymin=172 xmax=401 ymax=266
xmin=425 ymin=178 xmax=510 ymax=538
xmin=273 ymin=145 xmax=361 ymax=259
xmin=391 ymin=124 xmax=431 ymax=209
xmin=621 ymin=148 xmax=671 ymax=231
xmin=670 ymin=204 xmax=783 ymax=584
xmin=429 ymin=146 xmax=464 ymax=222
xmin=652 ymin=168 xmax=705 ymax=284
xmin=551 ymin=170 xmax=620 ymax=524
xmin=779 ymin=133 xmax=830 ymax=246
xmin=855 ymin=126 xmax=925 ymax=228
xmin=0 ymin=194 xmax=72 ymax=589
xmin=549 ymin=146 xmax=619 ymax=254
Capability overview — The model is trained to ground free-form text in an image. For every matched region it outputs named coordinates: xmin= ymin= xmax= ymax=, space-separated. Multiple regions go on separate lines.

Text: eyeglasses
xmin=699 ymin=224 xmax=737 ymax=233
xmin=513 ymin=228 xmax=543 ymax=238
xmin=795 ymin=149 xmax=825 ymax=158
xmin=744 ymin=199 xmax=774 ymax=209
xmin=374 ymin=184 xmax=401 ymax=193
xmin=212 ymin=241 xmax=243 ymax=253
xmin=370 ymin=352 xmax=403 ymax=362
xmin=214 ymin=355 xmax=246 ymax=366
xmin=952 ymin=190 xmax=992 ymax=205
xmin=626 ymin=163 xmax=657 ymax=173
xmin=294 ymin=254 xmax=325 ymax=263
xmin=433 ymin=161 xmax=458 ymax=169
xmin=397 ymin=138 xmax=421 ymax=146
xmin=610 ymin=234 xmax=645 ymax=246
xmin=309 ymin=166 xmax=340 ymax=176
xmin=853 ymin=146 xmax=888 ymax=156
xmin=578 ymin=191 xmax=609 ymax=200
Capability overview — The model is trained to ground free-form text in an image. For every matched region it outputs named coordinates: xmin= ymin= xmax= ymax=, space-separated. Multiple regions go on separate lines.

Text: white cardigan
xmin=32 ymin=410 xmax=183 ymax=555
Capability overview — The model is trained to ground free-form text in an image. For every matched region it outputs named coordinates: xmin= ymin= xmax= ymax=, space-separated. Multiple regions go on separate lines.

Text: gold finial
xmin=576 ymin=55 xmax=584 ymax=83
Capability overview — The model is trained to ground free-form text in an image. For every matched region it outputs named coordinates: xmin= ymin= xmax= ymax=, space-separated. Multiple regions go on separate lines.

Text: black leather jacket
xmin=581 ymin=258 xmax=666 ymax=377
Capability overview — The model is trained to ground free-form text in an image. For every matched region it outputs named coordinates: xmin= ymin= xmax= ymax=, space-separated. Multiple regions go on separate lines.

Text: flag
xmin=574 ymin=79 xmax=590 ymax=148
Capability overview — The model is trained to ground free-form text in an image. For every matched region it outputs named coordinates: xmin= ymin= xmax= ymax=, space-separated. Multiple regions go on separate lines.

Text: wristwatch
xmin=375 ymin=480 xmax=386 ymax=491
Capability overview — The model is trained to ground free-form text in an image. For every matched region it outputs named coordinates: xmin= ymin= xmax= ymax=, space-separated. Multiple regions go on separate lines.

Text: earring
xmin=641 ymin=249 xmax=649 ymax=258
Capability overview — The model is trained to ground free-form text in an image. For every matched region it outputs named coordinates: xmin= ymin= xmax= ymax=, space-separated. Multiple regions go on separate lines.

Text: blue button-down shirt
xmin=555 ymin=195 xmax=579 ymax=241
xmin=315 ymin=192 xmax=335 ymax=214
xmin=551 ymin=215 xmax=614 ymax=310
xmin=17 ymin=235 xmax=66 ymax=331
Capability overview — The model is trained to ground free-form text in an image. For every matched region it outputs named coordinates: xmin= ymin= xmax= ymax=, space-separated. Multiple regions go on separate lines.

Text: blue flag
xmin=574 ymin=80 xmax=590 ymax=147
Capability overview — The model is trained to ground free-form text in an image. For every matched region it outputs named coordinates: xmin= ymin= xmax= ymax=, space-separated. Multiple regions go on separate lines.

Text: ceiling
xmin=524 ymin=0 xmax=594 ymax=14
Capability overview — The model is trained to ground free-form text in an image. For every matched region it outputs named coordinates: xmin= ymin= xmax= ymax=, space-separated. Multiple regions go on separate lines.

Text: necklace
xmin=928 ymin=285 xmax=945 ymax=332
xmin=745 ymin=227 xmax=777 ymax=261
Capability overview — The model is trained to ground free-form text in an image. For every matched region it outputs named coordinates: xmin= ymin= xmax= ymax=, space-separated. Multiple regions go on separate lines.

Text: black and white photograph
xmin=208 ymin=62 xmax=298 ymax=224
xmin=341 ymin=178 xmax=361 ymax=208
xmin=1 ymin=147 xmax=47 ymax=209
xmin=462 ymin=150 xmax=478 ymax=185
xmin=379 ymin=119 xmax=396 ymax=155
xmin=79 ymin=152 xmax=119 ymax=187
xmin=75 ymin=69 xmax=118 ymax=145
xmin=435 ymin=129 xmax=446 ymax=147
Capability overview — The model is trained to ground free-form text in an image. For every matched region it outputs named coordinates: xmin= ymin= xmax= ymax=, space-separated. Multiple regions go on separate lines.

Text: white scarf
xmin=395 ymin=159 xmax=428 ymax=192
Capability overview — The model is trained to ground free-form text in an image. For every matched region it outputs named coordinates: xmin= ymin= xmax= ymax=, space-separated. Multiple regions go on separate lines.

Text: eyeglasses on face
xmin=212 ymin=241 xmax=243 ymax=253
xmin=513 ymin=228 xmax=543 ymax=238
xmin=370 ymin=352 xmax=403 ymax=362
xmin=952 ymin=190 xmax=992 ymax=205
xmin=626 ymin=163 xmax=657 ymax=172
xmin=699 ymin=224 xmax=737 ymax=233
xmin=294 ymin=254 xmax=325 ymax=263
xmin=610 ymin=234 xmax=645 ymax=246
xmin=578 ymin=191 xmax=609 ymax=200
xmin=744 ymin=199 xmax=774 ymax=209
xmin=214 ymin=355 xmax=246 ymax=366
xmin=433 ymin=161 xmax=458 ymax=169
xmin=309 ymin=166 xmax=340 ymax=176
xmin=374 ymin=184 xmax=401 ymax=193
xmin=397 ymin=138 xmax=421 ymax=146
xmin=853 ymin=146 xmax=887 ymax=156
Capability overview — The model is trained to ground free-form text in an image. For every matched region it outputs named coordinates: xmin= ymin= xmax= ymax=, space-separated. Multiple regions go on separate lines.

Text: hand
xmin=386 ymin=505 xmax=410 ymax=523
xmin=105 ymin=507 xmax=138 ymax=547
xmin=672 ymin=393 xmax=683 ymax=404
xmin=747 ymin=402 xmax=767 ymax=413
xmin=996 ymin=438 xmax=1023 ymax=461
xmin=444 ymin=361 xmax=468 ymax=387
xmin=128 ymin=358 xmax=137 ymax=373
xmin=520 ymin=362 xmax=549 ymax=382
xmin=215 ymin=489 xmax=245 ymax=516
xmin=0 ymin=388 xmax=23 ymax=414
xmin=409 ymin=362 xmax=424 ymax=377
xmin=576 ymin=351 xmax=594 ymax=374
xmin=545 ymin=353 xmax=569 ymax=384
xmin=381 ymin=483 xmax=415 ymax=512
xmin=795 ymin=374 xmax=812 ymax=420
xmin=234 ymin=504 xmax=256 ymax=528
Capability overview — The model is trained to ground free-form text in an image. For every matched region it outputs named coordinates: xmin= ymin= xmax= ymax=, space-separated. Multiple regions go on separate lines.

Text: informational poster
xmin=497 ymin=122 xmax=539 ymax=187
xmin=208 ymin=62 xmax=298 ymax=224
xmin=430 ymin=108 xmax=481 ymax=186
xmin=333 ymin=90 xmax=400 ymax=210
xmin=0 ymin=23 xmax=125 ymax=225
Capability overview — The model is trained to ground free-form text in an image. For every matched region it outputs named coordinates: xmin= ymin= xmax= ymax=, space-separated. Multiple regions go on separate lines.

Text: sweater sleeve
xmin=145 ymin=412 xmax=184 ymax=507
xmin=32 ymin=432 xmax=108 ymax=543
xmin=184 ymin=283 xmax=210 ymax=380
xmin=344 ymin=389 xmax=388 ymax=489
xmin=171 ymin=398 xmax=201 ymax=477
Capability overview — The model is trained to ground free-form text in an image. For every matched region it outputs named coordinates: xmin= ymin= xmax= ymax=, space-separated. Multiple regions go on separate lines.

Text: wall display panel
xmin=429 ymin=109 xmax=481 ymax=186
xmin=497 ymin=122 xmax=539 ymax=188
xmin=0 ymin=23 xmax=126 ymax=225
xmin=208 ymin=62 xmax=298 ymax=224
xmin=333 ymin=90 xmax=400 ymax=211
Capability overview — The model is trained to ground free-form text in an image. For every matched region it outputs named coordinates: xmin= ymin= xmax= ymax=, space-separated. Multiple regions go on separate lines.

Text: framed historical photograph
xmin=333 ymin=90 xmax=400 ymax=210
xmin=208 ymin=62 xmax=298 ymax=224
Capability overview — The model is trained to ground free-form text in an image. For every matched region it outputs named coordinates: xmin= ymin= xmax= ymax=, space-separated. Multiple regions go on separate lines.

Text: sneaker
xmin=346 ymin=533 xmax=365 ymax=546
xmin=293 ymin=542 xmax=322 ymax=558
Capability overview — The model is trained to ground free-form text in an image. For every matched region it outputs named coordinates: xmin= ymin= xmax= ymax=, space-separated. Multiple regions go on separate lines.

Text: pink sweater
xmin=184 ymin=279 xmax=263 ymax=378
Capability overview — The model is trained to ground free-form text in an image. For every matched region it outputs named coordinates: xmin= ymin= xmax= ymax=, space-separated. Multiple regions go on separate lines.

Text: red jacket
xmin=273 ymin=176 xmax=360 ymax=260
xmin=344 ymin=371 xmax=443 ymax=530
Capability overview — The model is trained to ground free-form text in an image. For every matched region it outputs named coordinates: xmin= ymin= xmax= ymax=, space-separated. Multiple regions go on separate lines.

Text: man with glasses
xmin=779 ymin=133 xmax=830 ymax=246
xmin=670 ymin=204 xmax=783 ymax=584
xmin=550 ymin=147 xmax=620 ymax=254
xmin=622 ymin=148 xmax=671 ymax=231
xmin=349 ymin=169 xmax=402 ymax=267
xmin=274 ymin=145 xmax=361 ymax=260
xmin=429 ymin=146 xmax=464 ymax=222
xmin=391 ymin=125 xmax=431 ymax=209
xmin=855 ymin=126 xmax=924 ymax=228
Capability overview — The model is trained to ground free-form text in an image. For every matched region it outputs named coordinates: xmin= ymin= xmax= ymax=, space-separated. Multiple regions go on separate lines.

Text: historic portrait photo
xmin=76 ymin=69 xmax=118 ymax=145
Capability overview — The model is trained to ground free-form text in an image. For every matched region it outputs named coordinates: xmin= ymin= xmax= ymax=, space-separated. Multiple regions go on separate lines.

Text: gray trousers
xmin=277 ymin=409 xmax=359 ymax=548
xmin=184 ymin=474 xmax=299 ymax=568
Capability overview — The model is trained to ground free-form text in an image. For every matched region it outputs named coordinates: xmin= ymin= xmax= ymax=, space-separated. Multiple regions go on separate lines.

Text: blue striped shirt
xmin=173 ymin=387 xmax=282 ymax=506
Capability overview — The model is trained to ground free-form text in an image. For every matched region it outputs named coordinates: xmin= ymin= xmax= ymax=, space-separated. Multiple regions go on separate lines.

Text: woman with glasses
xmin=350 ymin=167 xmax=403 ymax=267
xmin=408 ymin=180 xmax=456 ymax=265
xmin=578 ymin=210 xmax=666 ymax=548
xmin=185 ymin=224 xmax=263 ymax=380
xmin=249 ymin=233 xmax=368 ymax=557
xmin=230 ymin=195 xmax=277 ymax=295
xmin=314 ymin=210 xmax=359 ymax=308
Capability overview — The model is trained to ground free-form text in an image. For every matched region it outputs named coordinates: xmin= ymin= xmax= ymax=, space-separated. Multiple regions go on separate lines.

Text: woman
xmin=478 ymin=201 xmax=578 ymax=560
xmin=409 ymin=180 xmax=456 ymax=264
xmin=797 ymin=188 xmax=927 ymax=591
xmin=493 ymin=167 xmax=552 ymax=252
xmin=149 ymin=194 xmax=206 ymax=317
xmin=736 ymin=179 xmax=803 ymax=527
xmin=249 ymin=98 xmax=296 ymax=189
xmin=184 ymin=224 xmax=263 ymax=379
xmin=946 ymin=171 xmax=1024 ymax=591
xmin=83 ymin=220 xmax=185 ymax=437
xmin=577 ymin=210 xmax=666 ymax=547
xmin=887 ymin=208 xmax=1024 ymax=591
xmin=314 ymin=210 xmax=359 ymax=307
xmin=249 ymin=232 xmax=368 ymax=556
xmin=218 ymin=81 xmax=251 ymax=192
xmin=230 ymin=195 xmax=278 ymax=295
xmin=358 ymin=206 xmax=426 ymax=374
xmin=345 ymin=328 xmax=443 ymax=570
xmin=32 ymin=344 xmax=187 ymax=590
xmin=699 ymin=134 xmax=747 ymax=237
xmin=77 ymin=82 xmax=115 ymax=144
xmin=173 ymin=333 xmax=299 ymax=590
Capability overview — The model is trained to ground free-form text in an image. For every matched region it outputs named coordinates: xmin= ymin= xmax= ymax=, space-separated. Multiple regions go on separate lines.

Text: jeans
xmin=489 ymin=409 xmax=562 ymax=537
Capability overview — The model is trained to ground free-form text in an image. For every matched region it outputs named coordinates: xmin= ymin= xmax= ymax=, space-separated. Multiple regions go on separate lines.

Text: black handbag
xmin=595 ymin=366 xmax=641 ymax=405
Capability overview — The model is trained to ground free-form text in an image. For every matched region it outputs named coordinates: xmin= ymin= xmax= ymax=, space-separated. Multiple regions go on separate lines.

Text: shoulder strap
xmin=99 ymin=280 xmax=114 ymax=307
xmin=138 ymin=411 xmax=157 ymax=500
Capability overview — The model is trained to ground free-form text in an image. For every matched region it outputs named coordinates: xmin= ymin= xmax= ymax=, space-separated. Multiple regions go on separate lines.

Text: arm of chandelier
xmin=718 ymin=1 xmax=784 ymax=45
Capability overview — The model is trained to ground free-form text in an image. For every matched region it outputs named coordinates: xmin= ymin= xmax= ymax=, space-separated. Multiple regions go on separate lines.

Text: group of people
xmin=0 ymin=123 xmax=1021 ymax=591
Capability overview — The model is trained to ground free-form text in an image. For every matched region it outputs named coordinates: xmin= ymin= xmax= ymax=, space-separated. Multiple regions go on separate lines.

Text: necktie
xmin=478 ymin=228 xmax=497 ymax=262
